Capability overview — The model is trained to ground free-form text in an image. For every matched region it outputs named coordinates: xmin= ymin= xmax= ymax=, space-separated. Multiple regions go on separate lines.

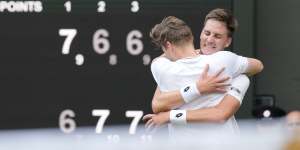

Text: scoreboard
xmin=0 ymin=0 xmax=232 ymax=133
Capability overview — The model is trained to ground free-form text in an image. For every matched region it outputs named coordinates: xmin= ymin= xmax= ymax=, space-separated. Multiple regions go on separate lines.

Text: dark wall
xmin=233 ymin=0 xmax=300 ymax=117
xmin=255 ymin=0 xmax=300 ymax=111
xmin=232 ymin=0 xmax=255 ymax=118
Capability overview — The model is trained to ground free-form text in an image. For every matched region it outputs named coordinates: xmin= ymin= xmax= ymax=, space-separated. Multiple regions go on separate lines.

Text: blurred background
xmin=0 ymin=0 xmax=299 ymax=137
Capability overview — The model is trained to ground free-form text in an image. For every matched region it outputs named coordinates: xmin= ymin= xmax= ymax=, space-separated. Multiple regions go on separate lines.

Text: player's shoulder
xmin=151 ymin=56 xmax=170 ymax=65
xmin=151 ymin=56 xmax=172 ymax=71
xmin=206 ymin=51 xmax=243 ymax=67
xmin=211 ymin=51 xmax=239 ymax=60
xmin=213 ymin=50 xmax=237 ymax=56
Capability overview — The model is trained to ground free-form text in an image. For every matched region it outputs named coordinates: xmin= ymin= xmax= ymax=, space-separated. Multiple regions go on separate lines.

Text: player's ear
xmin=165 ymin=41 xmax=172 ymax=49
xmin=225 ymin=37 xmax=232 ymax=48
xmin=161 ymin=41 xmax=168 ymax=52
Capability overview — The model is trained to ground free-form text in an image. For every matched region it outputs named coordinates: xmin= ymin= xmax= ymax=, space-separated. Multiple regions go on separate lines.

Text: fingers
xmin=213 ymin=67 xmax=225 ymax=78
xmin=214 ymin=82 xmax=231 ymax=92
xmin=214 ymin=83 xmax=231 ymax=89
xmin=144 ymin=114 xmax=156 ymax=132
xmin=145 ymin=119 xmax=154 ymax=129
xmin=215 ymin=76 xmax=230 ymax=83
xmin=216 ymin=82 xmax=231 ymax=87
xmin=201 ymin=64 xmax=209 ymax=78
xmin=146 ymin=121 xmax=159 ymax=133
xmin=145 ymin=120 xmax=155 ymax=132
xmin=215 ymin=88 xmax=227 ymax=93
xmin=145 ymin=119 xmax=160 ymax=133
xmin=142 ymin=114 xmax=155 ymax=121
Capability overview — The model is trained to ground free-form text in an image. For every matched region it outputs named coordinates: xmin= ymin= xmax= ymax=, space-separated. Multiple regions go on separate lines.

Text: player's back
xmin=156 ymin=51 xmax=242 ymax=110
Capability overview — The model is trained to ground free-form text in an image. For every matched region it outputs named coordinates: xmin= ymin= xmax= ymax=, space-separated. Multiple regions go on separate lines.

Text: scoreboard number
xmin=109 ymin=54 xmax=117 ymax=65
xmin=97 ymin=1 xmax=106 ymax=13
xmin=58 ymin=29 xmax=77 ymax=55
xmin=64 ymin=1 xmax=71 ymax=12
xmin=59 ymin=28 xmax=149 ymax=66
xmin=125 ymin=110 xmax=143 ymax=135
xmin=59 ymin=109 xmax=76 ymax=133
xmin=131 ymin=1 xmax=139 ymax=13
xmin=93 ymin=29 xmax=110 ymax=55
xmin=126 ymin=30 xmax=143 ymax=55
xmin=92 ymin=109 xmax=110 ymax=134
xmin=59 ymin=109 xmax=144 ymax=134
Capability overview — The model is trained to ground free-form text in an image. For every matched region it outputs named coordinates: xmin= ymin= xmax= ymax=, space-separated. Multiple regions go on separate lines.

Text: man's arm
xmin=187 ymin=74 xmax=250 ymax=122
xmin=187 ymin=95 xmax=240 ymax=123
xmin=144 ymin=75 xmax=250 ymax=125
xmin=152 ymin=87 xmax=183 ymax=113
xmin=245 ymin=58 xmax=264 ymax=76
xmin=145 ymin=95 xmax=240 ymax=126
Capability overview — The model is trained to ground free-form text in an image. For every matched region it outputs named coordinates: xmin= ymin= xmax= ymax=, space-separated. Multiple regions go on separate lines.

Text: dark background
xmin=1 ymin=0 xmax=299 ymax=130
xmin=0 ymin=0 xmax=232 ymax=129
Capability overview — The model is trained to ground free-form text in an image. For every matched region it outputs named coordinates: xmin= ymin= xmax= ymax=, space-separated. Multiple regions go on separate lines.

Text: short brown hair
xmin=204 ymin=8 xmax=238 ymax=37
xmin=150 ymin=16 xmax=194 ymax=48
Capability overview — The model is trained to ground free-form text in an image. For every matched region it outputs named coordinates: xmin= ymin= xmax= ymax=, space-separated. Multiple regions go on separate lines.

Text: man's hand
xmin=197 ymin=64 xmax=230 ymax=94
xmin=143 ymin=112 xmax=170 ymax=130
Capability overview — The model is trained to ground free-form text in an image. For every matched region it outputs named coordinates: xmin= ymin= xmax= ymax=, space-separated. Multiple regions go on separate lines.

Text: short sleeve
xmin=213 ymin=51 xmax=249 ymax=78
xmin=227 ymin=75 xmax=250 ymax=104
xmin=150 ymin=57 xmax=173 ymax=86
xmin=233 ymin=54 xmax=249 ymax=77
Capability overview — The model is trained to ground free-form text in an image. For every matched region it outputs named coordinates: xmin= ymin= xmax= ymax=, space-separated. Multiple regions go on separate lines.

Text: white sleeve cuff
xmin=227 ymin=75 xmax=250 ymax=104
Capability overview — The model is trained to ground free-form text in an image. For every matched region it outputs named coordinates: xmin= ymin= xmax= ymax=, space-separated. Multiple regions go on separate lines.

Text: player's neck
xmin=174 ymin=44 xmax=198 ymax=59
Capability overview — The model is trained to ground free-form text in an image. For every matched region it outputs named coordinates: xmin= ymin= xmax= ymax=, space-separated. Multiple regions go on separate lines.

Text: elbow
xmin=247 ymin=58 xmax=264 ymax=76
xmin=253 ymin=59 xmax=264 ymax=74
xmin=151 ymin=100 xmax=160 ymax=114
xmin=257 ymin=60 xmax=264 ymax=73
xmin=152 ymin=98 xmax=167 ymax=114
xmin=152 ymin=95 xmax=173 ymax=113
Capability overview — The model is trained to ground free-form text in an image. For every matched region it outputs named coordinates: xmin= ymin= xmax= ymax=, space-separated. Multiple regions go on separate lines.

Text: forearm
xmin=152 ymin=82 xmax=204 ymax=113
xmin=186 ymin=107 xmax=227 ymax=123
xmin=164 ymin=95 xmax=240 ymax=124
xmin=152 ymin=87 xmax=185 ymax=113
xmin=187 ymin=95 xmax=240 ymax=123
xmin=187 ymin=75 xmax=250 ymax=123
xmin=187 ymin=107 xmax=229 ymax=123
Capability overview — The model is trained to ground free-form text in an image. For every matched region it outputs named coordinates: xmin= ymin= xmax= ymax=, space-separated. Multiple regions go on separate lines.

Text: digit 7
xmin=126 ymin=110 xmax=143 ymax=135
xmin=92 ymin=109 xmax=110 ymax=134
xmin=58 ymin=29 xmax=77 ymax=55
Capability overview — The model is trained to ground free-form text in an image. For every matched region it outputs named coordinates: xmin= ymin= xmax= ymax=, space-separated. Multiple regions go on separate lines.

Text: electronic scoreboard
xmin=0 ymin=0 xmax=231 ymax=134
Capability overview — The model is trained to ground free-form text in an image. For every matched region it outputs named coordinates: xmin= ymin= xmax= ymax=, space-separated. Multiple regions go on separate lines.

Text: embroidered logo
xmin=176 ymin=113 xmax=183 ymax=118
xmin=230 ymin=87 xmax=241 ymax=94
xmin=184 ymin=86 xmax=190 ymax=92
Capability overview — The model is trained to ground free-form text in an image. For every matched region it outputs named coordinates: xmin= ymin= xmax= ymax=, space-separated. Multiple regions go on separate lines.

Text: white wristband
xmin=170 ymin=110 xmax=187 ymax=125
xmin=180 ymin=83 xmax=201 ymax=103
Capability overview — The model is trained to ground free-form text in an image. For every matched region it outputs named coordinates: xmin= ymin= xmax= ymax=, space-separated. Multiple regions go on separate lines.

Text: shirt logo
xmin=230 ymin=87 xmax=241 ymax=94
xmin=176 ymin=113 xmax=183 ymax=118
xmin=184 ymin=86 xmax=190 ymax=92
